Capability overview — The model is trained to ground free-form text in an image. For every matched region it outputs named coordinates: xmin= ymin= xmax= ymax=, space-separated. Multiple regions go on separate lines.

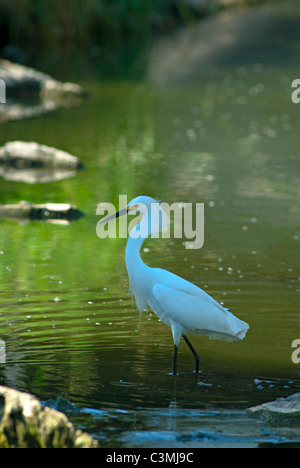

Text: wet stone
xmin=248 ymin=393 xmax=300 ymax=423
xmin=0 ymin=386 xmax=98 ymax=448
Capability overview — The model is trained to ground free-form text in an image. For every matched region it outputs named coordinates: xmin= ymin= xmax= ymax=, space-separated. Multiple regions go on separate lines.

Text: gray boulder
xmin=0 ymin=386 xmax=98 ymax=448
xmin=248 ymin=393 xmax=300 ymax=423
xmin=0 ymin=59 xmax=85 ymax=99
xmin=0 ymin=141 xmax=83 ymax=183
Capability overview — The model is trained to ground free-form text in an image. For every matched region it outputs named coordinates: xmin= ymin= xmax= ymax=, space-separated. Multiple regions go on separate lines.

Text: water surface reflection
xmin=0 ymin=59 xmax=299 ymax=447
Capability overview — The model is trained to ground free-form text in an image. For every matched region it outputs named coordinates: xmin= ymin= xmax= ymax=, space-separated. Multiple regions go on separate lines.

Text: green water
xmin=0 ymin=63 xmax=299 ymax=447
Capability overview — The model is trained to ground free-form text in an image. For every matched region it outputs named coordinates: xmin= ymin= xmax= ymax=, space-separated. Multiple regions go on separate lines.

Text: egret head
xmin=127 ymin=196 xmax=168 ymax=238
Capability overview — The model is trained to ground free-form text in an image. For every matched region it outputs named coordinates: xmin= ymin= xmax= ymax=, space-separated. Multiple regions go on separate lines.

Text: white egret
xmin=100 ymin=196 xmax=249 ymax=375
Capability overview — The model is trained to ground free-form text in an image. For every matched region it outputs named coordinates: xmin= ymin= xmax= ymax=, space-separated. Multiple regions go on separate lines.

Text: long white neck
xmin=125 ymin=217 xmax=158 ymax=313
xmin=125 ymin=203 xmax=165 ymax=276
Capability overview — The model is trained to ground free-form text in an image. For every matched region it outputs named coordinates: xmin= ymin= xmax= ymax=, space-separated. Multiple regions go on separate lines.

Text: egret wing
xmin=152 ymin=268 xmax=230 ymax=314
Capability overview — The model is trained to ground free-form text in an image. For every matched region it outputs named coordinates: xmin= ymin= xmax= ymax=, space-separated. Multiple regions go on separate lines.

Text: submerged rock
xmin=0 ymin=201 xmax=85 ymax=224
xmin=0 ymin=165 xmax=81 ymax=184
xmin=248 ymin=393 xmax=300 ymax=423
xmin=0 ymin=386 xmax=98 ymax=448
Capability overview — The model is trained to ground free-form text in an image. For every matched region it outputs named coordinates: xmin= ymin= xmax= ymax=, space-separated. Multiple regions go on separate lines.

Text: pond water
xmin=0 ymin=59 xmax=299 ymax=447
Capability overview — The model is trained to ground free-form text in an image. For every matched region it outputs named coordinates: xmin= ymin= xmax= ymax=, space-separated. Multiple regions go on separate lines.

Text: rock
xmin=0 ymin=59 xmax=86 ymax=99
xmin=0 ymin=141 xmax=83 ymax=183
xmin=248 ymin=393 xmax=300 ymax=423
xmin=0 ymin=59 xmax=87 ymax=122
xmin=44 ymin=397 xmax=80 ymax=415
xmin=0 ymin=141 xmax=83 ymax=169
xmin=0 ymin=201 xmax=85 ymax=224
xmin=0 ymin=386 xmax=98 ymax=448
xmin=148 ymin=0 xmax=300 ymax=84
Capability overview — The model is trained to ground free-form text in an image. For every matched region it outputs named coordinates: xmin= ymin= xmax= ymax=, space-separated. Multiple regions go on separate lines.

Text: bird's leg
xmin=182 ymin=335 xmax=200 ymax=374
xmin=173 ymin=345 xmax=178 ymax=376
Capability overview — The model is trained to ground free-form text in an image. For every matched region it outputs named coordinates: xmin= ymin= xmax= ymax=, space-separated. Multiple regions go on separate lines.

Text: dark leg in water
xmin=173 ymin=345 xmax=178 ymax=376
xmin=183 ymin=335 xmax=200 ymax=373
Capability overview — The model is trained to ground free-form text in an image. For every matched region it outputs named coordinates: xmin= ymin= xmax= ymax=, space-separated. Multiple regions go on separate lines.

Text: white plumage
xmin=103 ymin=195 xmax=249 ymax=374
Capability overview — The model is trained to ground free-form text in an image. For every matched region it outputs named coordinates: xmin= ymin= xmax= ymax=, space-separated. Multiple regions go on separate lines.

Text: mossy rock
xmin=0 ymin=386 xmax=98 ymax=448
